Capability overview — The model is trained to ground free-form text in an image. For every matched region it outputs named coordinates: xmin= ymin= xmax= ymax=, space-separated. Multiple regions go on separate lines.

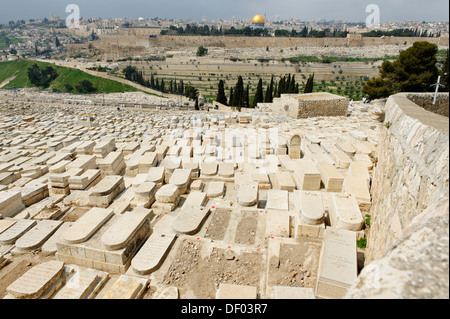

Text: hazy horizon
xmin=0 ymin=0 xmax=449 ymax=24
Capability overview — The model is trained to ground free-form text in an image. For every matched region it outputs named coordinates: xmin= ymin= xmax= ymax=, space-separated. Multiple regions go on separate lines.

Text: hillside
xmin=0 ymin=59 xmax=137 ymax=94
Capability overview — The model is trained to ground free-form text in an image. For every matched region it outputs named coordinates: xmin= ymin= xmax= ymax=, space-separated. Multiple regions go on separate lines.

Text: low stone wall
xmin=406 ymin=92 xmax=449 ymax=118
xmin=272 ymin=93 xmax=349 ymax=119
xmin=365 ymin=93 xmax=449 ymax=265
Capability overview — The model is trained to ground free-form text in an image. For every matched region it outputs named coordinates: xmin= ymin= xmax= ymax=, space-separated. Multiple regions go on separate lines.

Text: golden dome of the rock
xmin=252 ymin=14 xmax=265 ymax=24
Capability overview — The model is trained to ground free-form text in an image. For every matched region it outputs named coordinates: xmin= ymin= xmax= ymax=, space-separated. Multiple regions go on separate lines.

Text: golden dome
xmin=252 ymin=14 xmax=265 ymax=24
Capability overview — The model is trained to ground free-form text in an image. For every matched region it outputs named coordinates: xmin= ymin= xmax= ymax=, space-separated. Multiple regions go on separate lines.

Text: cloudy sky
xmin=1 ymin=0 xmax=448 ymax=24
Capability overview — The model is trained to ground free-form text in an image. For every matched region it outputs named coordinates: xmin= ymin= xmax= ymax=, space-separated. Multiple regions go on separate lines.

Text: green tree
xmin=304 ymin=73 xmax=315 ymax=93
xmin=244 ymin=85 xmax=250 ymax=108
xmin=196 ymin=46 xmax=208 ymax=57
xmin=264 ymin=75 xmax=274 ymax=102
xmin=232 ymin=76 xmax=245 ymax=107
xmin=76 ymin=80 xmax=96 ymax=93
xmin=363 ymin=41 xmax=439 ymax=98
xmin=216 ymin=80 xmax=228 ymax=105
xmin=184 ymin=84 xmax=199 ymax=100
xmin=228 ymin=87 xmax=234 ymax=106
xmin=123 ymin=65 xmax=137 ymax=81
xmin=64 ymin=83 xmax=74 ymax=92
xmin=441 ymin=49 xmax=449 ymax=92
xmin=252 ymin=78 xmax=264 ymax=107
xmin=27 ymin=63 xmax=59 ymax=88
xmin=194 ymin=98 xmax=199 ymax=110
xmin=27 ymin=63 xmax=43 ymax=86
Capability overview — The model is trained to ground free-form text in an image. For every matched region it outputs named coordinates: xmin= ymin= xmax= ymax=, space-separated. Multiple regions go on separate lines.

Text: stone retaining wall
xmin=365 ymin=93 xmax=449 ymax=265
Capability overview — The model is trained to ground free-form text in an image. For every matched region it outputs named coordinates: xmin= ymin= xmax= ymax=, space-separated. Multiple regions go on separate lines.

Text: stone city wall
xmin=67 ymin=35 xmax=447 ymax=59
xmin=365 ymin=93 xmax=449 ymax=265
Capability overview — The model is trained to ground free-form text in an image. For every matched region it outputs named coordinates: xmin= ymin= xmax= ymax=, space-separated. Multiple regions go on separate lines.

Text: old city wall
xmin=67 ymin=35 xmax=447 ymax=58
xmin=365 ymin=93 xmax=449 ymax=264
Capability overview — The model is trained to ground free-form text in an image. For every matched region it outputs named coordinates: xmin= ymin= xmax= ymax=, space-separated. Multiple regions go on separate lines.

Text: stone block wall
xmin=272 ymin=93 xmax=349 ymax=119
xmin=365 ymin=93 xmax=449 ymax=265
xmin=66 ymin=35 xmax=445 ymax=59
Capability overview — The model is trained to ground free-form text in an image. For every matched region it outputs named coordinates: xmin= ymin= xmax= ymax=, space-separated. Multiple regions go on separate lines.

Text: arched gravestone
xmin=288 ymin=134 xmax=301 ymax=159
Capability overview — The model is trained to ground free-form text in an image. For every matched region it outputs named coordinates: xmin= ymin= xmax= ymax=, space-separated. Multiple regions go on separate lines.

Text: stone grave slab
xmin=206 ymin=181 xmax=225 ymax=198
xmin=131 ymin=232 xmax=177 ymax=275
xmin=344 ymin=175 xmax=371 ymax=210
xmin=169 ymin=169 xmax=192 ymax=194
xmin=183 ymin=191 xmax=207 ymax=207
xmin=266 ymin=189 xmax=289 ymax=211
xmin=138 ymin=152 xmax=157 ymax=174
xmin=101 ymin=209 xmax=152 ymax=250
xmin=215 ymin=283 xmax=257 ymax=299
xmin=0 ymin=219 xmax=16 ymax=234
xmin=218 ymin=162 xmax=234 ymax=178
xmin=155 ymin=184 xmax=179 ymax=203
xmin=317 ymin=163 xmax=344 ymax=192
xmin=238 ymin=182 xmax=259 ymax=207
xmin=97 ymin=151 xmax=125 ymax=176
xmin=329 ymin=193 xmax=364 ymax=231
xmin=315 ymin=227 xmax=357 ymax=299
xmin=69 ymin=169 xmax=101 ymax=190
xmin=66 ymin=155 xmax=97 ymax=172
xmin=0 ymin=219 xmax=37 ymax=245
xmin=146 ymin=166 xmax=165 ymax=186
xmin=336 ymin=142 xmax=356 ymax=157
xmin=160 ymin=156 xmax=181 ymax=183
xmin=299 ymin=191 xmax=325 ymax=225
xmin=52 ymin=266 xmax=109 ymax=299
xmin=172 ymin=205 xmax=211 ymax=235
xmin=14 ymin=220 xmax=63 ymax=252
xmin=330 ymin=150 xmax=352 ymax=168
xmin=6 ymin=260 xmax=65 ymax=299
xmin=132 ymin=181 xmax=157 ymax=208
xmin=292 ymin=159 xmax=321 ymax=191
xmin=93 ymin=139 xmax=116 ymax=158
xmin=62 ymin=207 xmax=114 ymax=244
xmin=0 ymin=191 xmax=25 ymax=218
xmin=89 ymin=175 xmax=125 ymax=207
xmin=41 ymin=222 xmax=73 ymax=255
xmin=276 ymin=170 xmax=296 ymax=192
xmin=200 ymin=162 xmax=218 ymax=177
xmin=102 ymin=275 xmax=148 ymax=299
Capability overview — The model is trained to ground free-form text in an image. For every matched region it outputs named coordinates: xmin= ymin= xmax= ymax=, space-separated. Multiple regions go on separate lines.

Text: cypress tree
xmin=150 ymin=73 xmax=155 ymax=89
xmin=216 ymin=80 xmax=228 ymax=105
xmin=273 ymin=82 xmax=279 ymax=98
xmin=252 ymin=78 xmax=264 ymax=107
xmin=286 ymin=74 xmax=291 ymax=93
xmin=304 ymin=73 xmax=315 ymax=93
xmin=179 ymin=80 xmax=184 ymax=95
xmin=264 ymin=75 xmax=274 ymax=102
xmin=233 ymin=76 xmax=244 ymax=107
xmin=229 ymin=87 xmax=234 ymax=106
xmin=278 ymin=76 xmax=285 ymax=95
xmin=289 ymin=75 xmax=296 ymax=93
xmin=244 ymin=85 xmax=250 ymax=108
xmin=194 ymin=98 xmax=199 ymax=110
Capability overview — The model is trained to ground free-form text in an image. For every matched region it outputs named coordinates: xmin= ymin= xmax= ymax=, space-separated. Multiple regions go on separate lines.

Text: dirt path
xmin=0 ymin=75 xmax=16 ymax=89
